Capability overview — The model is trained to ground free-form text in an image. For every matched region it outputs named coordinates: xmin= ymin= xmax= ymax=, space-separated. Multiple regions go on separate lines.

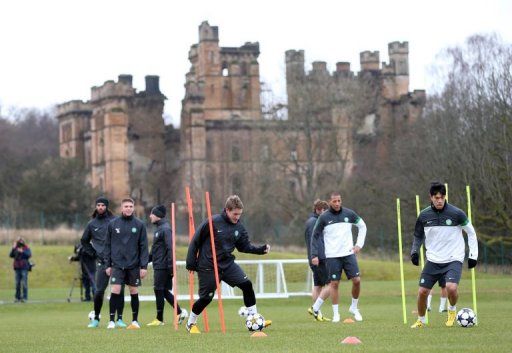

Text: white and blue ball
xmin=246 ymin=313 xmax=265 ymax=332
xmin=88 ymin=310 xmax=100 ymax=320
xmin=238 ymin=306 xmax=250 ymax=318
xmin=456 ymin=308 xmax=476 ymax=327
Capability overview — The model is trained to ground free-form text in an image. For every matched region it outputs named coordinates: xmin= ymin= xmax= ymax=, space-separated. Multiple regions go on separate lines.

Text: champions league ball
xmin=88 ymin=311 xmax=100 ymax=321
xmin=456 ymin=308 xmax=476 ymax=327
xmin=238 ymin=306 xmax=250 ymax=318
xmin=246 ymin=313 xmax=265 ymax=332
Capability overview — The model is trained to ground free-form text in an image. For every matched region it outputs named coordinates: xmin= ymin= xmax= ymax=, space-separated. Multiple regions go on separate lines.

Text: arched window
xmin=222 ymin=61 xmax=229 ymax=77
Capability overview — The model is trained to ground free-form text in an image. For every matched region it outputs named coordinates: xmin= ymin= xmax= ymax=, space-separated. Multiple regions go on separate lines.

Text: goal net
xmin=137 ymin=259 xmax=311 ymax=301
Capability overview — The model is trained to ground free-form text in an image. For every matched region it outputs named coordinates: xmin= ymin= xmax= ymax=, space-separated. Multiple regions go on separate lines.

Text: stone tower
xmin=181 ymin=21 xmax=262 ymax=202
xmin=57 ymin=75 xmax=166 ymax=210
xmin=285 ymin=41 xmax=425 ymax=174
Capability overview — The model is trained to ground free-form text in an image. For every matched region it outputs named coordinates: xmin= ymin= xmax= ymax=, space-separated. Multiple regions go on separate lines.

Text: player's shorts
xmin=154 ymin=268 xmax=173 ymax=290
xmin=310 ymin=260 xmax=330 ymax=286
xmin=95 ymin=261 xmax=110 ymax=292
xmin=419 ymin=261 xmax=462 ymax=289
xmin=110 ymin=267 xmax=141 ymax=287
xmin=326 ymin=254 xmax=360 ymax=281
xmin=438 ymin=276 xmax=446 ymax=288
xmin=198 ymin=262 xmax=248 ymax=299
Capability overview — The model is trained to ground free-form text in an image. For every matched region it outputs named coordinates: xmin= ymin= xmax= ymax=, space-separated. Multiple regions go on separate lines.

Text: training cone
xmin=251 ymin=331 xmax=268 ymax=338
xmin=343 ymin=318 xmax=355 ymax=324
xmin=341 ymin=336 xmax=362 ymax=345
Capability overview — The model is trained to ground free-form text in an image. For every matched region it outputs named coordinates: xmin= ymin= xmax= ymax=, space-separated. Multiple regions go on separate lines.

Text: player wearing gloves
xmin=410 ymin=182 xmax=478 ymax=328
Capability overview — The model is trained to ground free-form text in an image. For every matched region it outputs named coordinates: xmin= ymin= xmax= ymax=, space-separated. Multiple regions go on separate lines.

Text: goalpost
xmin=137 ymin=259 xmax=312 ymax=301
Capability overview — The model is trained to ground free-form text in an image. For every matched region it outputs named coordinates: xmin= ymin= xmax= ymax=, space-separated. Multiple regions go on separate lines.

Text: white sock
xmin=439 ymin=297 xmax=447 ymax=310
xmin=351 ymin=297 xmax=359 ymax=309
xmin=427 ymin=294 xmax=432 ymax=308
xmin=247 ymin=305 xmax=257 ymax=315
xmin=418 ymin=316 xmax=426 ymax=324
xmin=332 ymin=304 xmax=339 ymax=315
xmin=188 ymin=312 xmax=198 ymax=325
xmin=448 ymin=305 xmax=456 ymax=311
xmin=312 ymin=298 xmax=324 ymax=312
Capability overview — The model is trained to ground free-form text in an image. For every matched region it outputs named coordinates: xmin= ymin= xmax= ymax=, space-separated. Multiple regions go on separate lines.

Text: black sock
xmin=109 ymin=293 xmax=121 ymax=322
xmin=163 ymin=289 xmax=182 ymax=314
xmin=117 ymin=288 xmax=125 ymax=320
xmin=131 ymin=294 xmax=139 ymax=322
xmin=93 ymin=290 xmax=104 ymax=320
xmin=155 ymin=289 xmax=165 ymax=321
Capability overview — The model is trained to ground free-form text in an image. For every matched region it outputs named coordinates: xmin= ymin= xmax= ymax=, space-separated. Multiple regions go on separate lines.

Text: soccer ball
xmin=88 ymin=311 xmax=100 ymax=321
xmin=238 ymin=306 xmax=249 ymax=318
xmin=456 ymin=308 xmax=476 ymax=327
xmin=245 ymin=313 xmax=265 ymax=332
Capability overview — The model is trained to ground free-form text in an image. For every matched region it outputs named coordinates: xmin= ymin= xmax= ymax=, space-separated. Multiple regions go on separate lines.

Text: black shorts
xmin=110 ymin=267 xmax=141 ymax=287
xmin=95 ymin=261 xmax=110 ymax=292
xmin=154 ymin=268 xmax=173 ymax=291
xmin=326 ymin=254 xmax=360 ymax=281
xmin=310 ymin=261 xmax=330 ymax=286
xmin=419 ymin=261 xmax=462 ymax=289
xmin=198 ymin=262 xmax=248 ymax=299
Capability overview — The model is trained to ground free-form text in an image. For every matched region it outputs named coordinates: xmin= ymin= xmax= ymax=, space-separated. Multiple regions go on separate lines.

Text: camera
xmin=17 ymin=241 xmax=25 ymax=248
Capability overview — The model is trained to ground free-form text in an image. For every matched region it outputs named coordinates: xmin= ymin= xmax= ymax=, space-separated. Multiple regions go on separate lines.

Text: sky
xmin=0 ymin=0 xmax=511 ymax=126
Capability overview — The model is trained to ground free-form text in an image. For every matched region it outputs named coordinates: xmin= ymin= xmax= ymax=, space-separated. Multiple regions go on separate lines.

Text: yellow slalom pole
xmin=415 ymin=195 xmax=428 ymax=324
xmin=397 ymin=198 xmax=407 ymax=324
xmin=467 ymin=185 xmax=478 ymax=324
xmin=445 ymin=183 xmax=449 ymax=202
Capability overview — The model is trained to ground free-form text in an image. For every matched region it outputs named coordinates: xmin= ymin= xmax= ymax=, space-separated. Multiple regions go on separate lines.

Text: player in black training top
xmin=146 ymin=204 xmax=188 ymax=327
xmin=185 ymin=195 xmax=271 ymax=333
xmin=104 ymin=198 xmax=149 ymax=330
xmin=81 ymin=197 xmax=126 ymax=328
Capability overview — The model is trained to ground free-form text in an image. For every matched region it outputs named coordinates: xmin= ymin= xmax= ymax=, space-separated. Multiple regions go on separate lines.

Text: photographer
xmin=69 ymin=243 xmax=96 ymax=301
xmin=9 ymin=237 xmax=32 ymax=303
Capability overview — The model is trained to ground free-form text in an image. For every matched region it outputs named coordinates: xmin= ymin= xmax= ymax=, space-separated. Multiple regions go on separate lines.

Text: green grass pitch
xmin=1 ymin=246 xmax=511 ymax=352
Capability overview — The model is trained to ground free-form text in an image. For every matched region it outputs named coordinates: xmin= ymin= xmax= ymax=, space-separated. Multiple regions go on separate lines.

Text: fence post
xmin=40 ymin=211 xmax=45 ymax=245
xmin=483 ymin=242 xmax=488 ymax=273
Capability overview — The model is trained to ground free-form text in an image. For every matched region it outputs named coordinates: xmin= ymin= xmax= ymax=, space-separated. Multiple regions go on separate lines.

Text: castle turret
xmin=382 ymin=41 xmax=409 ymax=100
xmin=360 ymin=51 xmax=380 ymax=71
xmin=145 ymin=75 xmax=161 ymax=95
xmin=56 ymin=100 xmax=92 ymax=163
xmin=285 ymin=50 xmax=305 ymax=120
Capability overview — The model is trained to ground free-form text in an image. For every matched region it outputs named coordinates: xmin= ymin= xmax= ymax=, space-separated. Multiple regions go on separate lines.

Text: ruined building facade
xmin=57 ymin=21 xmax=425 ymax=213
xmin=56 ymin=75 xmax=167 ymax=209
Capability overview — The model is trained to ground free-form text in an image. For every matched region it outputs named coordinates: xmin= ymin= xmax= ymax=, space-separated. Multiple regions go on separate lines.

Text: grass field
xmin=1 ymin=246 xmax=511 ymax=353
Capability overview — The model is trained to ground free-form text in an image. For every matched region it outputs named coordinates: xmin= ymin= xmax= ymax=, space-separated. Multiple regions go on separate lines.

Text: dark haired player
xmin=146 ymin=205 xmax=188 ymax=326
xmin=410 ymin=182 xmax=478 ymax=328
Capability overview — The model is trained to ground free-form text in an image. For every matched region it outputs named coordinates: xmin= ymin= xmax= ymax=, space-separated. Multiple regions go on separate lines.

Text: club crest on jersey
xmin=155 ymin=232 xmax=159 ymax=238
xmin=234 ymin=230 xmax=239 ymax=237
xmin=115 ymin=228 xmax=120 ymax=234
xmin=132 ymin=227 xmax=137 ymax=233
xmin=446 ymin=219 xmax=452 ymax=225
xmin=344 ymin=217 xmax=349 ymax=222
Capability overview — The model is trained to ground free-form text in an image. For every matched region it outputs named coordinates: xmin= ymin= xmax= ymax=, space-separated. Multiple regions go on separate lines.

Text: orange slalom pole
xmin=185 ymin=187 xmax=209 ymax=332
xmin=171 ymin=203 xmax=178 ymax=331
xmin=205 ymin=191 xmax=226 ymax=333
xmin=185 ymin=188 xmax=196 ymax=311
